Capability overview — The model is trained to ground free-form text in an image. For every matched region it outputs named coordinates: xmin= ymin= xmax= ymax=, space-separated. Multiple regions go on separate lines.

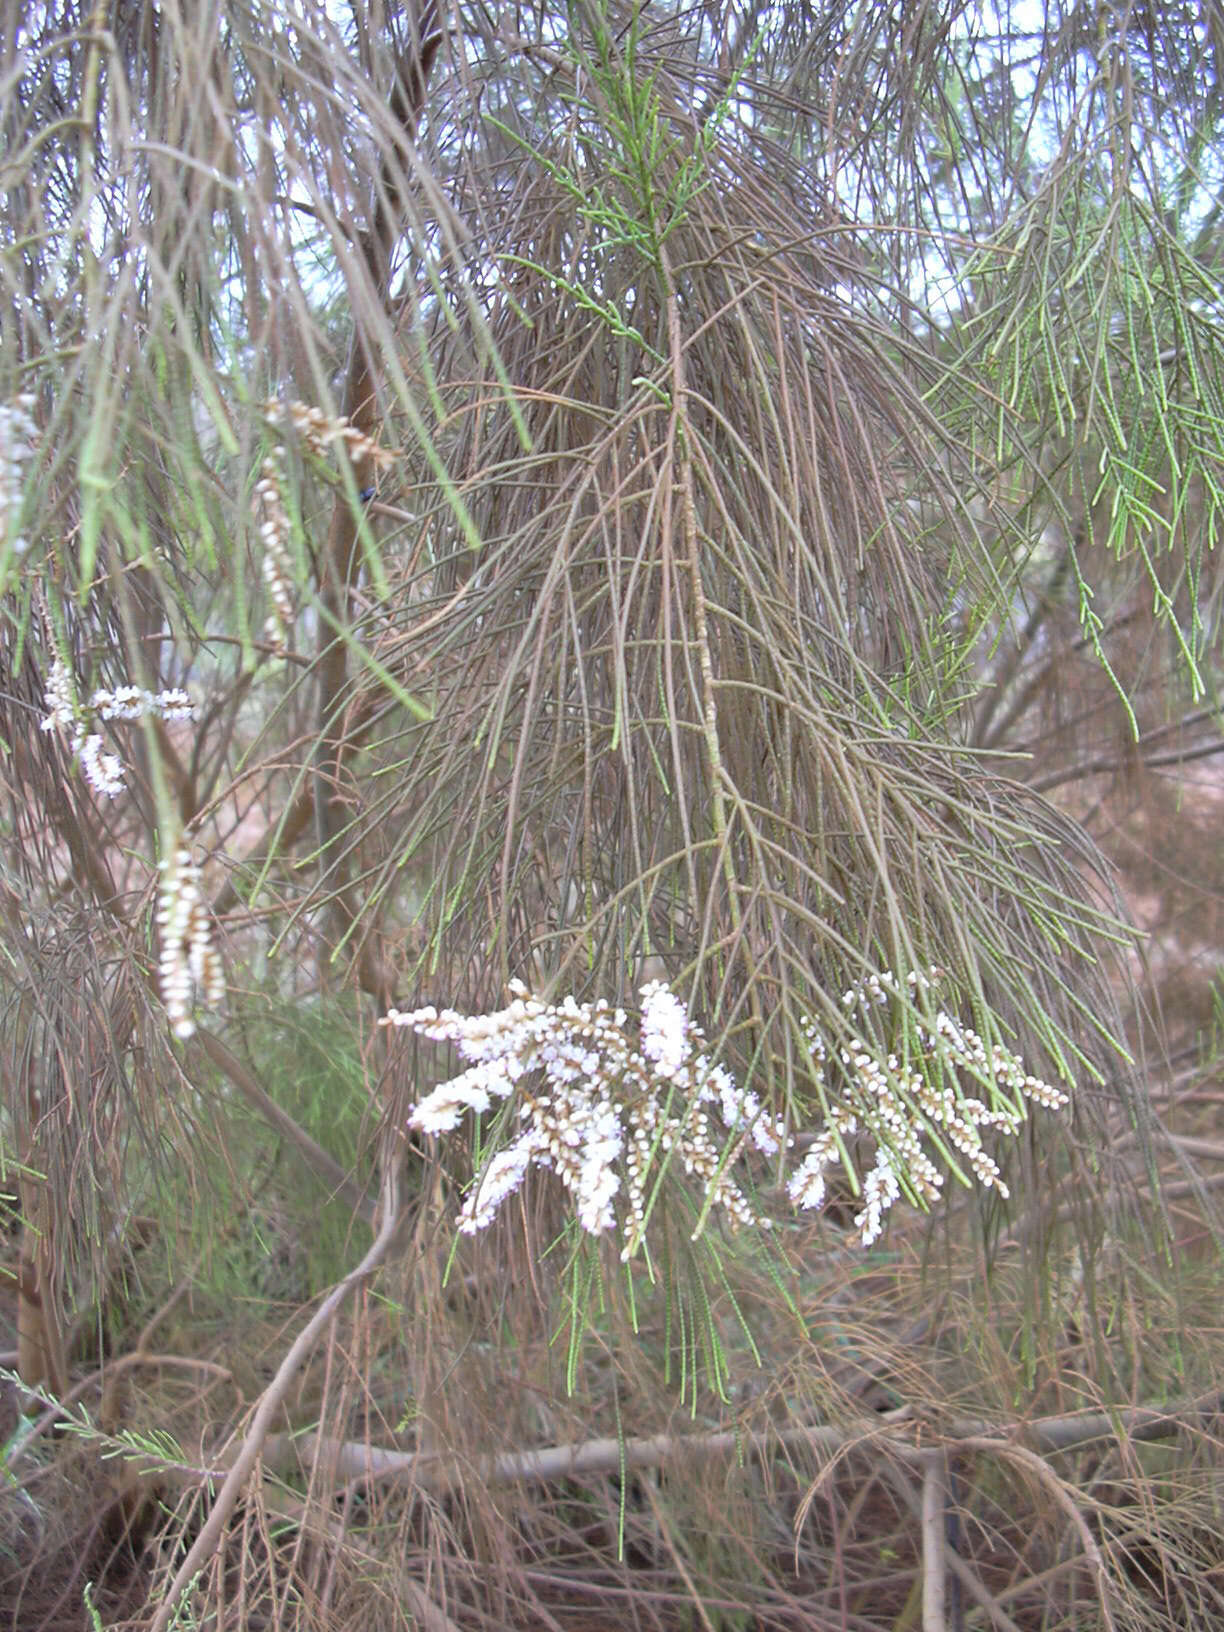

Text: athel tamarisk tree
xmin=2 ymin=3 xmax=1224 ymax=1629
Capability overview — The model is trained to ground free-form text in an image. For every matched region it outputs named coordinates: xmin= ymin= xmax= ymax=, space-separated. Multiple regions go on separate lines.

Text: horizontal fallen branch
xmin=254 ymin=1386 xmax=1224 ymax=1494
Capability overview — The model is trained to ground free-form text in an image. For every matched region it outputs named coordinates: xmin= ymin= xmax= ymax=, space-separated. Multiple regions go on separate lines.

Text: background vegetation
xmin=2 ymin=1 xmax=1223 ymax=1627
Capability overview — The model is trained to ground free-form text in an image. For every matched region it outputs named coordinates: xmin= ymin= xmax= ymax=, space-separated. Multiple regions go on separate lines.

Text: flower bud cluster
xmin=253 ymin=452 xmax=296 ymax=651
xmin=382 ymin=980 xmax=788 ymax=1258
xmin=384 ymin=971 xmax=1071 ymax=1256
xmin=40 ymin=658 xmax=195 ymax=798
xmin=1 ymin=395 xmax=38 ymax=557
xmin=788 ymin=967 xmax=1070 ymax=1245
xmin=262 ymin=398 xmax=395 ymax=471
xmin=156 ymin=843 xmax=223 ymax=1039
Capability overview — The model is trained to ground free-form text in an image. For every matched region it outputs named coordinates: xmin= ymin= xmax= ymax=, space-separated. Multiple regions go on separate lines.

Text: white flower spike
xmin=40 ymin=658 xmax=196 ymax=799
xmin=383 ymin=971 xmax=1069 ymax=1253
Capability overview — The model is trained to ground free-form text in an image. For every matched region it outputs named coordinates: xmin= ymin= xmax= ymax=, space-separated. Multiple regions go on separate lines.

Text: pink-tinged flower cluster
xmin=383 ymin=971 xmax=1070 ymax=1254
xmin=381 ymin=981 xmax=788 ymax=1257
xmin=786 ymin=968 xmax=1069 ymax=1245
xmin=40 ymin=658 xmax=194 ymax=799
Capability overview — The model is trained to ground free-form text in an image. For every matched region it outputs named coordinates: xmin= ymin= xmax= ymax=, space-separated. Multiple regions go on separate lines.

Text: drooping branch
xmin=312 ymin=2 xmax=442 ymax=982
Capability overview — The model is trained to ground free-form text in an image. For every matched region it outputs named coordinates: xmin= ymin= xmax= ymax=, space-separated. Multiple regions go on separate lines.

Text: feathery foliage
xmin=2 ymin=2 xmax=1223 ymax=1628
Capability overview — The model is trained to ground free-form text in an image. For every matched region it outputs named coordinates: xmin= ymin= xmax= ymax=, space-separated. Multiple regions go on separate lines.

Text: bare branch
xmin=148 ymin=1163 xmax=402 ymax=1632
xmin=252 ymin=1388 xmax=1224 ymax=1495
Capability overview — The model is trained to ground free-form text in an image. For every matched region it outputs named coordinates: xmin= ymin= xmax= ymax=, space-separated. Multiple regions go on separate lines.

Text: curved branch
xmin=956 ymin=1436 xmax=1116 ymax=1632
xmin=148 ymin=1164 xmax=402 ymax=1632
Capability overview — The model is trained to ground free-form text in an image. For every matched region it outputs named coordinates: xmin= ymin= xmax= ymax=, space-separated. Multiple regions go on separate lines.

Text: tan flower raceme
xmin=156 ymin=843 xmax=223 ymax=1040
xmin=255 ymin=400 xmax=395 ymax=647
xmin=382 ymin=972 xmax=1069 ymax=1254
xmin=261 ymin=397 xmax=395 ymax=470
xmin=1 ymin=394 xmax=38 ymax=559
xmin=253 ymin=452 xmax=296 ymax=651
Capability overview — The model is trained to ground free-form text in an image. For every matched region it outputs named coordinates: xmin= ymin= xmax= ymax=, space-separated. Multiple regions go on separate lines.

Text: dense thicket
xmin=2 ymin=3 xmax=1223 ymax=1629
